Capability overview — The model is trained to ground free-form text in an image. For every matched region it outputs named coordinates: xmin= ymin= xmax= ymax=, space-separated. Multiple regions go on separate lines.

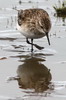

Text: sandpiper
xmin=17 ymin=8 xmax=51 ymax=52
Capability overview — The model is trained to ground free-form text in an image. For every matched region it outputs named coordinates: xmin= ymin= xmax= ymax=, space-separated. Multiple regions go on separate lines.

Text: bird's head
xmin=18 ymin=10 xmax=25 ymax=26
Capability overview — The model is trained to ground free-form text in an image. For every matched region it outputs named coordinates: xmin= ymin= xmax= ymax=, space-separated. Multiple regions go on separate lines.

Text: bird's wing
xmin=37 ymin=19 xmax=47 ymax=34
xmin=37 ymin=16 xmax=51 ymax=34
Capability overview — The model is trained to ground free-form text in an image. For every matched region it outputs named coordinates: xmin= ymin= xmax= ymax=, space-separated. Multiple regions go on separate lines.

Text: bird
xmin=17 ymin=8 xmax=51 ymax=52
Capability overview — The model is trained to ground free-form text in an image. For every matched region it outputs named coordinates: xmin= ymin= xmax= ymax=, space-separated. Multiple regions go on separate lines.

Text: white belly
xmin=17 ymin=23 xmax=45 ymax=39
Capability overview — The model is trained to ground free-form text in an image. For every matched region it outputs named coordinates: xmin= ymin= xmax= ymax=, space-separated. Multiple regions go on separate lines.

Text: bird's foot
xmin=34 ymin=44 xmax=44 ymax=50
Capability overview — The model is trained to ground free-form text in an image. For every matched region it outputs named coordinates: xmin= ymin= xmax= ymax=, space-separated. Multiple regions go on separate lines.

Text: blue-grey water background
xmin=0 ymin=0 xmax=66 ymax=100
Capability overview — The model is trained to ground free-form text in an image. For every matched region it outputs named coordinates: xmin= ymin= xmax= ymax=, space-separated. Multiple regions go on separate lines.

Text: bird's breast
xmin=17 ymin=23 xmax=45 ymax=39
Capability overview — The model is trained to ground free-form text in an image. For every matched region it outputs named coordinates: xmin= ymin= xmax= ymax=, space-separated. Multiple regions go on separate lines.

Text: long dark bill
xmin=46 ymin=33 xmax=50 ymax=45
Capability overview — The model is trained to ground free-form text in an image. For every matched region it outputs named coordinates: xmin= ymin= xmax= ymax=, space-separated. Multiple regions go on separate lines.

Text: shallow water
xmin=0 ymin=0 xmax=66 ymax=100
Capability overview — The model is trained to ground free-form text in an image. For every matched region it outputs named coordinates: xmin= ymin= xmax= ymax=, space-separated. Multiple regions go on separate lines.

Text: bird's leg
xmin=31 ymin=38 xmax=33 ymax=52
xmin=26 ymin=38 xmax=31 ymax=44
xmin=26 ymin=38 xmax=33 ymax=52
xmin=26 ymin=38 xmax=44 ymax=51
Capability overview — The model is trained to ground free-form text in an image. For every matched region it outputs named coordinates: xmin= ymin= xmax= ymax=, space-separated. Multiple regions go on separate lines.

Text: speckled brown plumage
xmin=17 ymin=8 xmax=51 ymax=52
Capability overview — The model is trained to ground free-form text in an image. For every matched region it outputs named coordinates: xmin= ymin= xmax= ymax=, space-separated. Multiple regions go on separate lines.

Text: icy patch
xmin=43 ymin=48 xmax=57 ymax=54
xmin=35 ymin=48 xmax=57 ymax=56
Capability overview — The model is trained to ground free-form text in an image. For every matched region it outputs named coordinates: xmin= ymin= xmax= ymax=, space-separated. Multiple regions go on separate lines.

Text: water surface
xmin=0 ymin=0 xmax=66 ymax=100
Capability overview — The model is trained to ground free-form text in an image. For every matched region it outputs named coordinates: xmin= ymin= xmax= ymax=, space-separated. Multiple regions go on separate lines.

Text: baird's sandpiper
xmin=17 ymin=8 xmax=51 ymax=52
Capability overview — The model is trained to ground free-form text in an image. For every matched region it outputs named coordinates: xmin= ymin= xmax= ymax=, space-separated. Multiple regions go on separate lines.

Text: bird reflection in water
xmin=16 ymin=56 xmax=52 ymax=93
